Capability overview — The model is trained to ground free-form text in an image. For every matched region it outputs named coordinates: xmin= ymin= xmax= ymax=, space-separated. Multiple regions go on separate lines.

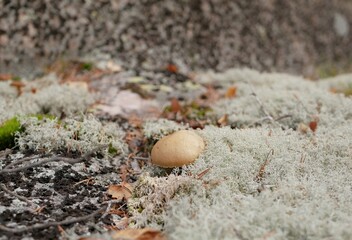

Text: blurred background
xmin=1 ymin=0 xmax=351 ymax=78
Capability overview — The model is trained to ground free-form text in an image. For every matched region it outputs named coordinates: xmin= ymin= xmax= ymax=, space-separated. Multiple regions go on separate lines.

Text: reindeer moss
xmin=132 ymin=69 xmax=352 ymax=240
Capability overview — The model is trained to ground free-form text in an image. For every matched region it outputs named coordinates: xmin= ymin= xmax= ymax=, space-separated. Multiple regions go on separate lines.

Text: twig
xmin=101 ymin=200 xmax=125 ymax=219
xmin=132 ymin=156 xmax=150 ymax=161
xmin=246 ymin=81 xmax=292 ymax=128
xmin=0 ymin=183 xmax=35 ymax=207
xmin=246 ymin=82 xmax=272 ymax=119
xmin=4 ymin=155 xmax=48 ymax=169
xmin=293 ymin=93 xmax=311 ymax=114
xmin=274 ymin=114 xmax=292 ymax=121
xmin=0 ymin=145 xmax=106 ymax=174
xmin=0 ymin=156 xmax=83 ymax=174
xmin=196 ymin=167 xmax=212 ymax=179
xmin=0 ymin=206 xmax=107 ymax=234
xmin=255 ymin=149 xmax=274 ymax=182
xmin=73 ymin=177 xmax=95 ymax=186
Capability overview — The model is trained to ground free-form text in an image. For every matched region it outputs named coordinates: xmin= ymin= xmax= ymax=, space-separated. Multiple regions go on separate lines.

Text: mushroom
xmin=151 ymin=130 xmax=205 ymax=168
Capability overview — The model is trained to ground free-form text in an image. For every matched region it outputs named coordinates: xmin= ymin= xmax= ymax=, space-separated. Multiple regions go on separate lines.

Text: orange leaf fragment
xmin=107 ymin=183 xmax=133 ymax=201
xmin=10 ymin=81 xmax=25 ymax=88
xmin=111 ymin=228 xmax=166 ymax=240
xmin=10 ymin=81 xmax=26 ymax=95
xmin=217 ymin=114 xmax=228 ymax=126
xmin=329 ymin=87 xmax=337 ymax=94
xmin=309 ymin=121 xmax=318 ymax=132
xmin=166 ymin=64 xmax=178 ymax=73
xmin=0 ymin=73 xmax=13 ymax=81
xmin=225 ymin=86 xmax=237 ymax=98
xmin=170 ymin=98 xmax=181 ymax=113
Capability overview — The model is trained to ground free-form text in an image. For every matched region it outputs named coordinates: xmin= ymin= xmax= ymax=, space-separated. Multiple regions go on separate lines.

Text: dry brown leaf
xmin=97 ymin=90 xmax=160 ymax=118
xmin=10 ymin=81 xmax=25 ymax=88
xmin=111 ymin=228 xmax=166 ymax=240
xmin=225 ymin=86 xmax=237 ymax=98
xmin=217 ymin=114 xmax=228 ymax=126
xmin=0 ymin=73 xmax=12 ymax=81
xmin=166 ymin=64 xmax=178 ymax=73
xmin=107 ymin=183 xmax=133 ymax=201
xmin=309 ymin=121 xmax=318 ymax=132
xmin=10 ymin=81 xmax=26 ymax=95
xmin=203 ymin=85 xmax=221 ymax=103
xmin=170 ymin=98 xmax=181 ymax=113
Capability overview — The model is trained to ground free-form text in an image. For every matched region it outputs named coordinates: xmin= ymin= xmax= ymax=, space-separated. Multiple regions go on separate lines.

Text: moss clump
xmin=0 ymin=114 xmax=57 ymax=150
xmin=0 ymin=117 xmax=22 ymax=150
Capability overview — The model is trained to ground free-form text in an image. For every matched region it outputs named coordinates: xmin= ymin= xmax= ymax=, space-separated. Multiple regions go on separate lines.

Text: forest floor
xmin=0 ymin=58 xmax=352 ymax=240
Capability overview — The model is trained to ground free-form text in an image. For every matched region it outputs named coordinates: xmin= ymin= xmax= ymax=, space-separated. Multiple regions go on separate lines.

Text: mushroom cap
xmin=151 ymin=130 xmax=205 ymax=168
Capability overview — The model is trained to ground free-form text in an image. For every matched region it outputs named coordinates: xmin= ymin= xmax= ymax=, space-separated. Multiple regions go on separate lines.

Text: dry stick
xmin=245 ymin=81 xmax=292 ymax=128
xmin=255 ymin=149 xmax=274 ymax=182
xmin=0 ymin=156 xmax=83 ymax=174
xmin=274 ymin=114 xmax=292 ymax=122
xmin=4 ymin=155 xmax=49 ymax=169
xmin=0 ymin=206 xmax=107 ymax=234
xmin=0 ymin=145 xmax=107 ymax=174
xmin=132 ymin=156 xmax=150 ymax=161
xmin=101 ymin=200 xmax=125 ymax=219
xmin=0 ymin=183 xmax=35 ymax=207
xmin=245 ymin=81 xmax=273 ymax=118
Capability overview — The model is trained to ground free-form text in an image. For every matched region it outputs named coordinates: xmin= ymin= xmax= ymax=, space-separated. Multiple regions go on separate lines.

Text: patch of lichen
xmin=0 ymin=114 xmax=56 ymax=150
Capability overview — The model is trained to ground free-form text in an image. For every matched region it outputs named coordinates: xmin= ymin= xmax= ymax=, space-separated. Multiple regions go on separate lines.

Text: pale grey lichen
xmin=143 ymin=119 xmax=187 ymax=140
xmin=132 ymin=69 xmax=352 ymax=240
xmin=198 ymin=68 xmax=352 ymax=129
xmin=128 ymin=173 xmax=201 ymax=229
xmin=16 ymin=115 xmax=127 ymax=156
xmin=0 ymin=74 xmax=94 ymax=123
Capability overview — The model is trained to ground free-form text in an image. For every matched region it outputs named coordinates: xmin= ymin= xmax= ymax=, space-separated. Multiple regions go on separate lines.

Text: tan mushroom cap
xmin=151 ymin=130 xmax=205 ymax=168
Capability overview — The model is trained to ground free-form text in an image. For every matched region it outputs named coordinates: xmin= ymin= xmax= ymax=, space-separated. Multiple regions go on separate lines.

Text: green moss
xmin=12 ymin=76 xmax=21 ymax=81
xmin=0 ymin=114 xmax=56 ymax=150
xmin=0 ymin=117 xmax=22 ymax=150
xmin=82 ymin=62 xmax=93 ymax=71
xmin=108 ymin=143 xmax=118 ymax=155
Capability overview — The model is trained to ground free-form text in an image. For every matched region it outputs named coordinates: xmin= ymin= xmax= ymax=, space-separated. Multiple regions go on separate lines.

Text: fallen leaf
xmin=170 ymin=98 xmax=181 ymax=113
xmin=111 ymin=228 xmax=166 ymax=240
xmin=10 ymin=81 xmax=25 ymax=88
xmin=309 ymin=121 xmax=318 ymax=132
xmin=217 ymin=114 xmax=228 ymax=126
xmin=96 ymin=90 xmax=160 ymax=118
xmin=329 ymin=87 xmax=337 ymax=94
xmin=203 ymin=85 xmax=221 ymax=103
xmin=107 ymin=183 xmax=133 ymax=201
xmin=225 ymin=86 xmax=237 ymax=98
xmin=10 ymin=81 xmax=26 ymax=95
xmin=166 ymin=64 xmax=178 ymax=73
xmin=0 ymin=73 xmax=12 ymax=81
